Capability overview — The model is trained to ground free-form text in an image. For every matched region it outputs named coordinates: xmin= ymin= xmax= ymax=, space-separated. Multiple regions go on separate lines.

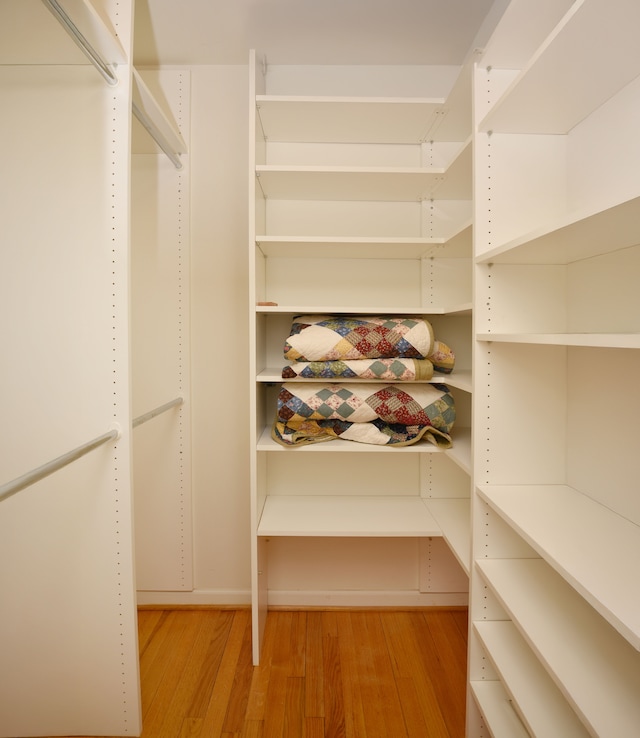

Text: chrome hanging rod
xmin=133 ymin=397 xmax=183 ymax=429
xmin=132 ymin=102 xmax=183 ymax=170
xmin=41 ymin=0 xmax=118 ymax=86
xmin=0 ymin=428 xmax=119 ymax=504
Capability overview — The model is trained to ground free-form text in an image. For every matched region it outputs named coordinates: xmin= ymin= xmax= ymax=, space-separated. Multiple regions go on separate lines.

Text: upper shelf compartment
xmin=256 ymin=96 xmax=446 ymax=144
xmin=479 ymin=0 xmax=640 ymax=134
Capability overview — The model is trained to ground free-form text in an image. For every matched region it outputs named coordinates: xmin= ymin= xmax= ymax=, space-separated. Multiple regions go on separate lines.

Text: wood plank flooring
xmin=50 ymin=607 xmax=469 ymax=738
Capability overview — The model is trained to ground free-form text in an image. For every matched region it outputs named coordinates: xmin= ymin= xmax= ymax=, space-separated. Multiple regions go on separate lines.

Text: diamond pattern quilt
xmin=272 ymin=382 xmax=455 ymax=448
xmin=283 ymin=315 xmax=455 ymax=374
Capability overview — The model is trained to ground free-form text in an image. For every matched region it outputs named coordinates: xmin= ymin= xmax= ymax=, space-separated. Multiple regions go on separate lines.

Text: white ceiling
xmin=133 ymin=0 xmax=503 ymax=67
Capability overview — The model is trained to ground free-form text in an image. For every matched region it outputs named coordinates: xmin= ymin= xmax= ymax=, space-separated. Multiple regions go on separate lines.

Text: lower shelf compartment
xmin=476 ymin=557 xmax=640 ymax=737
xmin=474 ymin=620 xmax=589 ymax=737
xmin=470 ymin=680 xmax=530 ymax=738
xmin=257 ymin=495 xmax=441 ymax=536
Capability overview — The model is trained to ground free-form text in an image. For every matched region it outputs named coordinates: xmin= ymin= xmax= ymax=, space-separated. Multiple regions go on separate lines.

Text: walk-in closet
xmin=1 ymin=1 xmax=638 ymax=736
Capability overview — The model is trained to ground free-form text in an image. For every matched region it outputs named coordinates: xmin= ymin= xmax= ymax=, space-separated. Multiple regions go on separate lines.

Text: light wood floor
xmin=54 ymin=606 xmax=469 ymax=738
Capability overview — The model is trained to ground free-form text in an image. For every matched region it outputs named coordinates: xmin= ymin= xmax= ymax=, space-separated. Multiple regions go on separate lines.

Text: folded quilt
xmin=272 ymin=382 xmax=455 ymax=448
xmin=283 ymin=315 xmax=455 ymax=374
xmin=282 ymin=357 xmax=434 ymax=381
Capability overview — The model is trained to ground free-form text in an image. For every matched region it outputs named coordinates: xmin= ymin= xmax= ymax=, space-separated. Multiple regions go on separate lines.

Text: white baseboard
xmin=136 ymin=588 xmax=468 ymax=608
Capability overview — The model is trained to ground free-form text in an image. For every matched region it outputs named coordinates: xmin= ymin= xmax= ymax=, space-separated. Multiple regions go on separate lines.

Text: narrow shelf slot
xmin=474 ymin=621 xmax=590 ymax=737
xmin=258 ymin=494 xmax=442 ymax=536
xmin=476 ymin=558 xmax=640 ymax=737
xmin=478 ymin=484 xmax=640 ymax=649
xmin=470 ymin=680 xmax=530 ymax=738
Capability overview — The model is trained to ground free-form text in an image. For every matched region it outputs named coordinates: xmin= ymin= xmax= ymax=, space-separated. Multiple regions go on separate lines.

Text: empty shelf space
xmin=255 ymin=236 xmax=445 ymax=260
xmin=424 ymin=498 xmax=470 ymax=574
xmin=476 ymin=558 xmax=640 ymax=737
xmin=257 ymin=494 xmax=442 ymax=536
xmin=476 ymin=194 xmax=640 ymax=265
xmin=255 ymin=95 xmax=446 ymax=144
xmin=479 ymin=0 xmax=640 ymax=134
xmin=478 ymin=484 xmax=640 ymax=649
xmin=470 ymin=680 xmax=530 ymax=738
xmin=255 ymin=166 xmax=448 ymax=201
xmin=474 ymin=621 xmax=590 ymax=737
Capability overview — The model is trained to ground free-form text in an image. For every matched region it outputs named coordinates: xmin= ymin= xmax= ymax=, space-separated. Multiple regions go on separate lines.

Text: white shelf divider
xmin=478 ymin=484 xmax=640 ymax=649
xmin=474 ymin=621 xmax=590 ymax=737
xmin=258 ymin=494 xmax=442 ymax=537
xmin=476 ymin=558 xmax=640 ymax=738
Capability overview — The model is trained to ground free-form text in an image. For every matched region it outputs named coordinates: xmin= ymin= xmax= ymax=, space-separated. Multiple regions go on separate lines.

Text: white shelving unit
xmin=249 ymin=54 xmax=474 ymax=662
xmin=469 ymin=0 xmax=640 ymax=735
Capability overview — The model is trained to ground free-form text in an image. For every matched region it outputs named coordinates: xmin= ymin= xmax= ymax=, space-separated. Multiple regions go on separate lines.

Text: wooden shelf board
xmin=478 ymin=484 xmax=640 ymax=649
xmin=257 ymin=494 xmax=442 ymax=536
xmin=470 ymin=680 xmax=530 ymax=738
xmin=425 ymin=498 xmax=470 ymax=574
xmin=476 ymin=194 xmax=640 ymax=265
xmin=255 ymin=304 xmax=470 ymax=316
xmin=476 ymin=332 xmax=640 ymax=349
xmin=256 ymin=96 xmax=446 ymax=144
xmin=479 ymin=0 xmax=640 ymax=134
xmin=474 ymin=621 xmax=590 ymax=737
xmin=476 ymin=558 xmax=640 ymax=737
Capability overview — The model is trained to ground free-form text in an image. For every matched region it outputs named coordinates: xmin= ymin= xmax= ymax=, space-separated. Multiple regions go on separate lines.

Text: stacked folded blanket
xmin=273 ymin=315 xmax=456 ymax=448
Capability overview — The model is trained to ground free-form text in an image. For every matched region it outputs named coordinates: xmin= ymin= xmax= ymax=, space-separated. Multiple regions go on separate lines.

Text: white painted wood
xmin=470 ymin=680 xmax=530 ymax=738
xmin=477 ymin=332 xmax=640 ymax=349
xmin=474 ymin=621 xmax=589 ymax=737
xmin=258 ymin=495 xmax=442 ymax=536
xmin=256 ymin=96 xmax=445 ymax=144
xmin=425 ymin=498 xmax=470 ymax=574
xmin=477 ymin=558 xmax=640 ymax=737
xmin=478 ymin=484 xmax=640 ymax=649
xmin=480 ymin=0 xmax=640 ymax=134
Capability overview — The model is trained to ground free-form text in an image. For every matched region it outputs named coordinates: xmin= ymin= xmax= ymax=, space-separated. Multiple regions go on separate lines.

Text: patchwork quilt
xmin=272 ymin=382 xmax=455 ymax=448
xmin=283 ymin=315 xmax=455 ymax=374
xmin=282 ymin=357 xmax=435 ymax=381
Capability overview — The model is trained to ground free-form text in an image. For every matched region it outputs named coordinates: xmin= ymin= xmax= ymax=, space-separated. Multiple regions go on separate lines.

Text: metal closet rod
xmin=0 ymin=429 xmax=119 ymax=504
xmin=133 ymin=396 xmax=183 ymax=428
xmin=41 ymin=0 xmax=183 ymax=170
xmin=0 ymin=397 xmax=183 ymax=503
xmin=132 ymin=102 xmax=184 ymax=170
xmin=41 ymin=0 xmax=118 ymax=86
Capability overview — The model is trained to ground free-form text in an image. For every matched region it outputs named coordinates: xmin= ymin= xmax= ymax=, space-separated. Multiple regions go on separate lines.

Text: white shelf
xmin=470 ymin=680 xmax=530 ymax=738
xmin=476 ymin=558 xmax=640 ymax=738
xmin=474 ymin=621 xmax=590 ymax=737
xmin=256 ymin=95 xmax=446 ymax=144
xmin=443 ymin=426 xmax=472 ymax=473
xmin=256 ymin=304 xmax=472 ymax=316
xmin=478 ymin=484 xmax=640 ymax=649
xmin=476 ymin=333 xmax=640 ymax=349
xmin=476 ymin=194 xmax=640 ymax=265
xmin=479 ymin=0 xmax=640 ymax=134
xmin=256 ymin=166 xmax=449 ymax=202
xmin=257 ymin=426 xmax=446 ymax=453
xmin=257 ymin=494 xmax=442 ymax=536
xmin=257 ymin=368 xmax=471 ymax=392
xmin=425 ymin=498 xmax=470 ymax=575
